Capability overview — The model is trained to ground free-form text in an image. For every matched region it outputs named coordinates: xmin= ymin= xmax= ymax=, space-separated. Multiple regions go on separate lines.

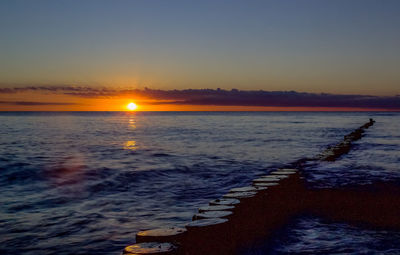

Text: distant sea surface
xmin=1 ymin=112 xmax=399 ymax=254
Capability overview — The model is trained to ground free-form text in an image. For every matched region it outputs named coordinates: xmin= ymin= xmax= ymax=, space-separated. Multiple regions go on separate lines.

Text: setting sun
xmin=127 ymin=102 xmax=138 ymax=111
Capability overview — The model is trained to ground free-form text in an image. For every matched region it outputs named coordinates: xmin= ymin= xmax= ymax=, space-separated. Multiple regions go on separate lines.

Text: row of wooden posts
xmin=123 ymin=168 xmax=304 ymax=255
xmin=121 ymin=119 xmax=399 ymax=255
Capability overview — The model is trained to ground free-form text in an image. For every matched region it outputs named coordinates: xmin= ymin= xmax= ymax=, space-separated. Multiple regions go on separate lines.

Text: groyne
xmin=121 ymin=119 xmax=399 ymax=255
xmin=317 ymin=118 xmax=375 ymax=161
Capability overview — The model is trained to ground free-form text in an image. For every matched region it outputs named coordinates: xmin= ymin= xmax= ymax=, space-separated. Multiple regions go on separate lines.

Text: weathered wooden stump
xmin=184 ymin=218 xmax=233 ymax=255
xmin=123 ymin=242 xmax=178 ymax=255
xmin=198 ymin=205 xmax=234 ymax=212
xmin=136 ymin=227 xmax=187 ymax=244
xmin=192 ymin=210 xmax=233 ymax=220
xmin=209 ymin=198 xmax=240 ymax=206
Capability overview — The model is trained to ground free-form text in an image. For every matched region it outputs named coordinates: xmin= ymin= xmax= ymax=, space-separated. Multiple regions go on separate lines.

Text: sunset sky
xmin=1 ymin=0 xmax=400 ymax=111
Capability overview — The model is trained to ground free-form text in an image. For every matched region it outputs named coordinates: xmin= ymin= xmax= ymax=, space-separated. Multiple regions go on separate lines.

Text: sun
xmin=127 ymin=102 xmax=138 ymax=111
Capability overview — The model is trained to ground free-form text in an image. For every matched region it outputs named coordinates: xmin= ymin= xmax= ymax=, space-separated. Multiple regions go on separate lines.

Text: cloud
xmin=0 ymin=86 xmax=399 ymax=109
xmin=0 ymin=101 xmax=78 ymax=106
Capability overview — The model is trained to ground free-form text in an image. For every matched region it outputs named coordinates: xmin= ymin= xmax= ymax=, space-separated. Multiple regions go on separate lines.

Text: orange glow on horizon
xmin=0 ymin=91 xmax=398 ymax=112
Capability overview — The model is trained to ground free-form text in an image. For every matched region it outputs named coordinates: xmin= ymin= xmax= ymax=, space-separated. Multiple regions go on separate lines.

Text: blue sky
xmin=1 ymin=0 xmax=400 ymax=95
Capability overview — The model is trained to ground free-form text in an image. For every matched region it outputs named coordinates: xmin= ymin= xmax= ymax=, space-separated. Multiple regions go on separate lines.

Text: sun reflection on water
xmin=124 ymin=140 xmax=137 ymax=150
xmin=129 ymin=118 xmax=136 ymax=129
xmin=124 ymin=116 xmax=138 ymax=150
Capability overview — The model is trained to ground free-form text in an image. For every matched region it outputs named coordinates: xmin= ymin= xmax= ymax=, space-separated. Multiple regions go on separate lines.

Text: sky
xmin=0 ymin=0 xmax=400 ymax=111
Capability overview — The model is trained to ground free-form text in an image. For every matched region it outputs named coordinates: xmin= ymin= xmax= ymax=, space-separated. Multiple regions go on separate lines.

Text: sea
xmin=0 ymin=111 xmax=399 ymax=254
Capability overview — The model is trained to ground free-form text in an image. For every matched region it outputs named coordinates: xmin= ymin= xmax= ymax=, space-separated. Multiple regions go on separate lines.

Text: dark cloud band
xmin=0 ymin=86 xmax=399 ymax=109
xmin=0 ymin=101 xmax=78 ymax=106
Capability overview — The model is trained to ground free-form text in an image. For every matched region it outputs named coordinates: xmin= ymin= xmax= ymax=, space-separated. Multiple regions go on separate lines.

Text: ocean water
xmin=0 ymin=112 xmax=399 ymax=254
